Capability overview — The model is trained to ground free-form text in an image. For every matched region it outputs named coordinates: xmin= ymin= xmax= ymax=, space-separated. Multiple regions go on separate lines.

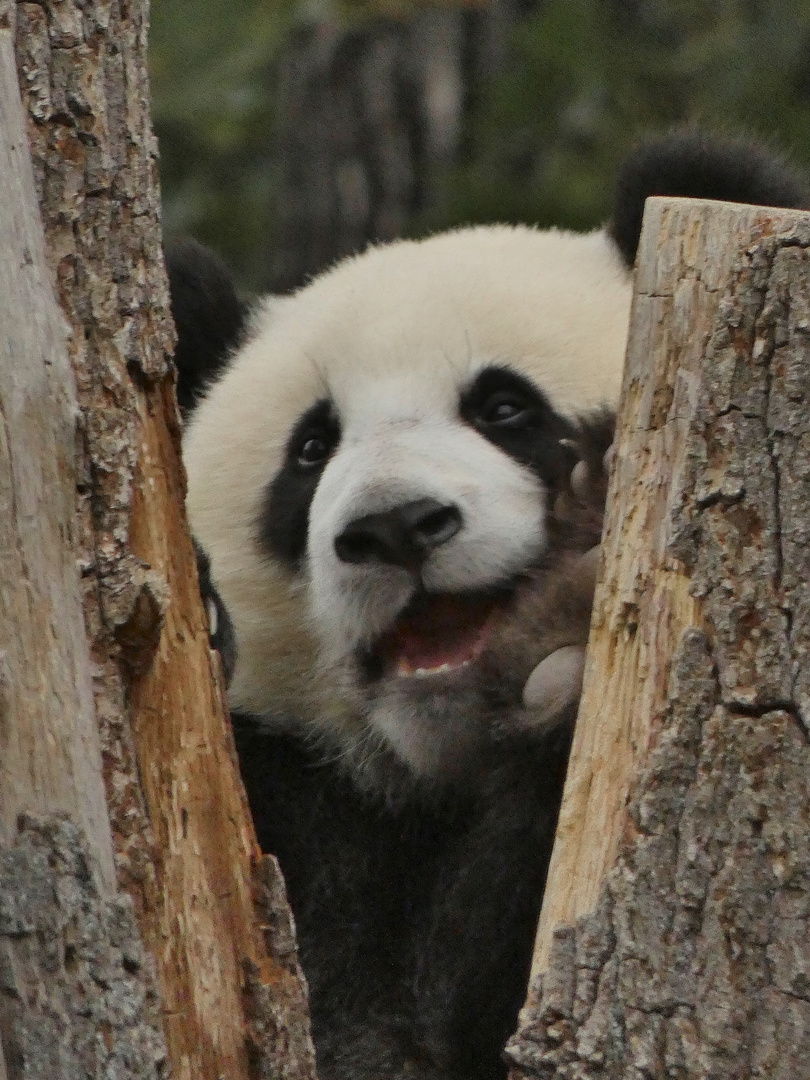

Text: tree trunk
xmin=0 ymin=26 xmax=167 ymax=1076
xmin=507 ymin=196 xmax=810 ymax=1078
xmin=3 ymin=3 xmax=316 ymax=1077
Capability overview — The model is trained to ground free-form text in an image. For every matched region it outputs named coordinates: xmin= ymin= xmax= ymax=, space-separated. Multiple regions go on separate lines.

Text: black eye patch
xmin=258 ymin=398 xmax=341 ymax=565
xmin=460 ymin=365 xmax=576 ymax=488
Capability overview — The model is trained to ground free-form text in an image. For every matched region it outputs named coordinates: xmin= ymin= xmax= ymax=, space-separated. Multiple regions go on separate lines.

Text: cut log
xmin=4 ymin=3 xmax=317 ymax=1077
xmin=508 ymin=196 xmax=810 ymax=1078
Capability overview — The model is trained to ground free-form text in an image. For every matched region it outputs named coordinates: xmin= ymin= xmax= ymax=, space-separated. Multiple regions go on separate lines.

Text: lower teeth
xmin=398 ymin=659 xmax=472 ymax=678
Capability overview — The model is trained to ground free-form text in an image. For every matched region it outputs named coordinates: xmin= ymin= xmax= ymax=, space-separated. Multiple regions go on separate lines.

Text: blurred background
xmin=150 ymin=0 xmax=810 ymax=296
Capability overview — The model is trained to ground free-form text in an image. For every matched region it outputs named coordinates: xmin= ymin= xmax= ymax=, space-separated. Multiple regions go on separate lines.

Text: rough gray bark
xmin=3 ymin=2 xmax=317 ymax=1077
xmin=0 ymin=28 xmax=167 ymax=1077
xmin=507 ymin=198 xmax=810 ymax=1078
xmin=0 ymin=818 xmax=168 ymax=1079
xmin=0 ymin=27 xmax=111 ymax=882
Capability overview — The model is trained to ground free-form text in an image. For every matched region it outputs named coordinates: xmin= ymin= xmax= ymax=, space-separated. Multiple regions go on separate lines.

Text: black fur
xmin=231 ymin=717 xmax=571 ymax=1080
xmin=609 ymin=129 xmax=809 ymax=268
xmin=460 ymin=365 xmax=577 ymax=491
xmin=258 ymin=399 xmax=341 ymax=565
xmin=166 ymin=239 xmax=249 ymax=413
xmin=194 ymin=539 xmax=237 ymax=684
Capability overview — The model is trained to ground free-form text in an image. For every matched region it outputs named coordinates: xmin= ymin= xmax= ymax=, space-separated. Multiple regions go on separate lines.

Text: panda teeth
xmin=413 ymin=663 xmax=451 ymax=678
xmin=397 ymin=659 xmax=472 ymax=679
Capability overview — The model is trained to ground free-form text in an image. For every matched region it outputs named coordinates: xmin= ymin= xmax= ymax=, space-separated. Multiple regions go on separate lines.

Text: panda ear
xmin=608 ymin=129 xmax=810 ymax=269
xmin=165 ymin=239 xmax=249 ymax=414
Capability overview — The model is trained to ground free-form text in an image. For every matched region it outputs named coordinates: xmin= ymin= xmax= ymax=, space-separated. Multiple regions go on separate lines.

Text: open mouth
xmin=367 ymin=589 xmax=511 ymax=680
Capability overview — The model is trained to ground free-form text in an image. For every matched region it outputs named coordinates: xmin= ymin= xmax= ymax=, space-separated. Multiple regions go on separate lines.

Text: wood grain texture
xmin=508 ymin=197 xmax=810 ymax=1078
xmin=5 ymin=4 xmax=316 ymax=1077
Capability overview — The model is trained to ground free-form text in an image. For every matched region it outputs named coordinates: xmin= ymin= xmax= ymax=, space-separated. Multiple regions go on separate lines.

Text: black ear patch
xmin=609 ymin=130 xmax=810 ymax=269
xmin=166 ymin=239 xmax=249 ymax=414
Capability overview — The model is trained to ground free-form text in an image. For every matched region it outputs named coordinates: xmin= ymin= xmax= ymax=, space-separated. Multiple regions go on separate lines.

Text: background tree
xmin=151 ymin=0 xmax=810 ymax=293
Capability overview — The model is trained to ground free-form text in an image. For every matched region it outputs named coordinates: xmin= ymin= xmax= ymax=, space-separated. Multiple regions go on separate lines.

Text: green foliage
xmin=150 ymin=0 xmax=293 ymax=286
xmin=428 ymin=0 xmax=810 ymax=234
xmin=151 ymin=0 xmax=810 ymax=288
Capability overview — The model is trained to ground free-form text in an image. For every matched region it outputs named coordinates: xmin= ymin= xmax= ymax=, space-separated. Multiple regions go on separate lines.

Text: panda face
xmin=184 ymin=224 xmax=631 ymax=782
xmin=256 ymin=364 xmax=578 ymax=775
xmin=263 ymin=365 xmax=574 ymax=648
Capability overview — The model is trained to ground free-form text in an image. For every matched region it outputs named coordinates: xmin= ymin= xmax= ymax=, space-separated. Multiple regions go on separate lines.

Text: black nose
xmin=335 ymin=498 xmax=462 ymax=569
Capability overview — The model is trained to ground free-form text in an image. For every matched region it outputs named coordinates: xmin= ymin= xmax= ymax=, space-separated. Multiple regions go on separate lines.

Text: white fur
xmin=308 ymin=407 xmax=545 ymax=659
xmin=184 ymin=224 xmax=632 ymax=776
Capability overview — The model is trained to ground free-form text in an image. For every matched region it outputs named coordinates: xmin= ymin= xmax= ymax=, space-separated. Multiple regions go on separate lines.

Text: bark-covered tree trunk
xmin=507 ymin=197 xmax=810 ymax=1079
xmin=2 ymin=3 xmax=316 ymax=1077
xmin=0 ymin=27 xmax=167 ymax=1077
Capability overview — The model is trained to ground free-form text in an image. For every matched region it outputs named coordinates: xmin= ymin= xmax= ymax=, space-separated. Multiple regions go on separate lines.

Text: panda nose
xmin=334 ymin=498 xmax=462 ymax=569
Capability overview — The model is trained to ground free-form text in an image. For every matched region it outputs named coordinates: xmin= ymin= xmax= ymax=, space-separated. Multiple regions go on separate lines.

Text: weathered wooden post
xmin=508 ymin=196 xmax=810 ymax=1079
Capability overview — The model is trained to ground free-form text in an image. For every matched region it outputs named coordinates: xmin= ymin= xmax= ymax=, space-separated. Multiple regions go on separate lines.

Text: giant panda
xmin=171 ymin=131 xmax=808 ymax=1080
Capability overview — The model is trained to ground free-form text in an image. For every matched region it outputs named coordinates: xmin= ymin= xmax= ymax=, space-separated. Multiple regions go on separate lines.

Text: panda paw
xmin=517 ymin=430 xmax=613 ymax=732
xmin=194 ymin=539 xmax=237 ymax=685
xmin=522 ymin=644 xmax=586 ymax=727
xmin=519 ymin=541 xmax=599 ymax=730
xmin=518 ymin=437 xmax=613 ymax=727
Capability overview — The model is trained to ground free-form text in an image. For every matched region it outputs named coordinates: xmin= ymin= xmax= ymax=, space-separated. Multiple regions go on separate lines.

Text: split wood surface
xmin=508 ymin=197 xmax=810 ymax=1078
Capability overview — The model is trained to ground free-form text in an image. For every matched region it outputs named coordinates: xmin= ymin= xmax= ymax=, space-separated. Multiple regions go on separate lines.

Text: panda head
xmin=180 ymin=131 xmax=807 ymax=787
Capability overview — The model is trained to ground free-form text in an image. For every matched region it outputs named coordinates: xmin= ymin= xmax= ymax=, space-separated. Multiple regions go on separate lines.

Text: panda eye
xmin=284 ymin=399 xmax=340 ymax=476
xmin=296 ymin=432 xmax=333 ymax=468
xmin=476 ymin=391 xmax=532 ymax=428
